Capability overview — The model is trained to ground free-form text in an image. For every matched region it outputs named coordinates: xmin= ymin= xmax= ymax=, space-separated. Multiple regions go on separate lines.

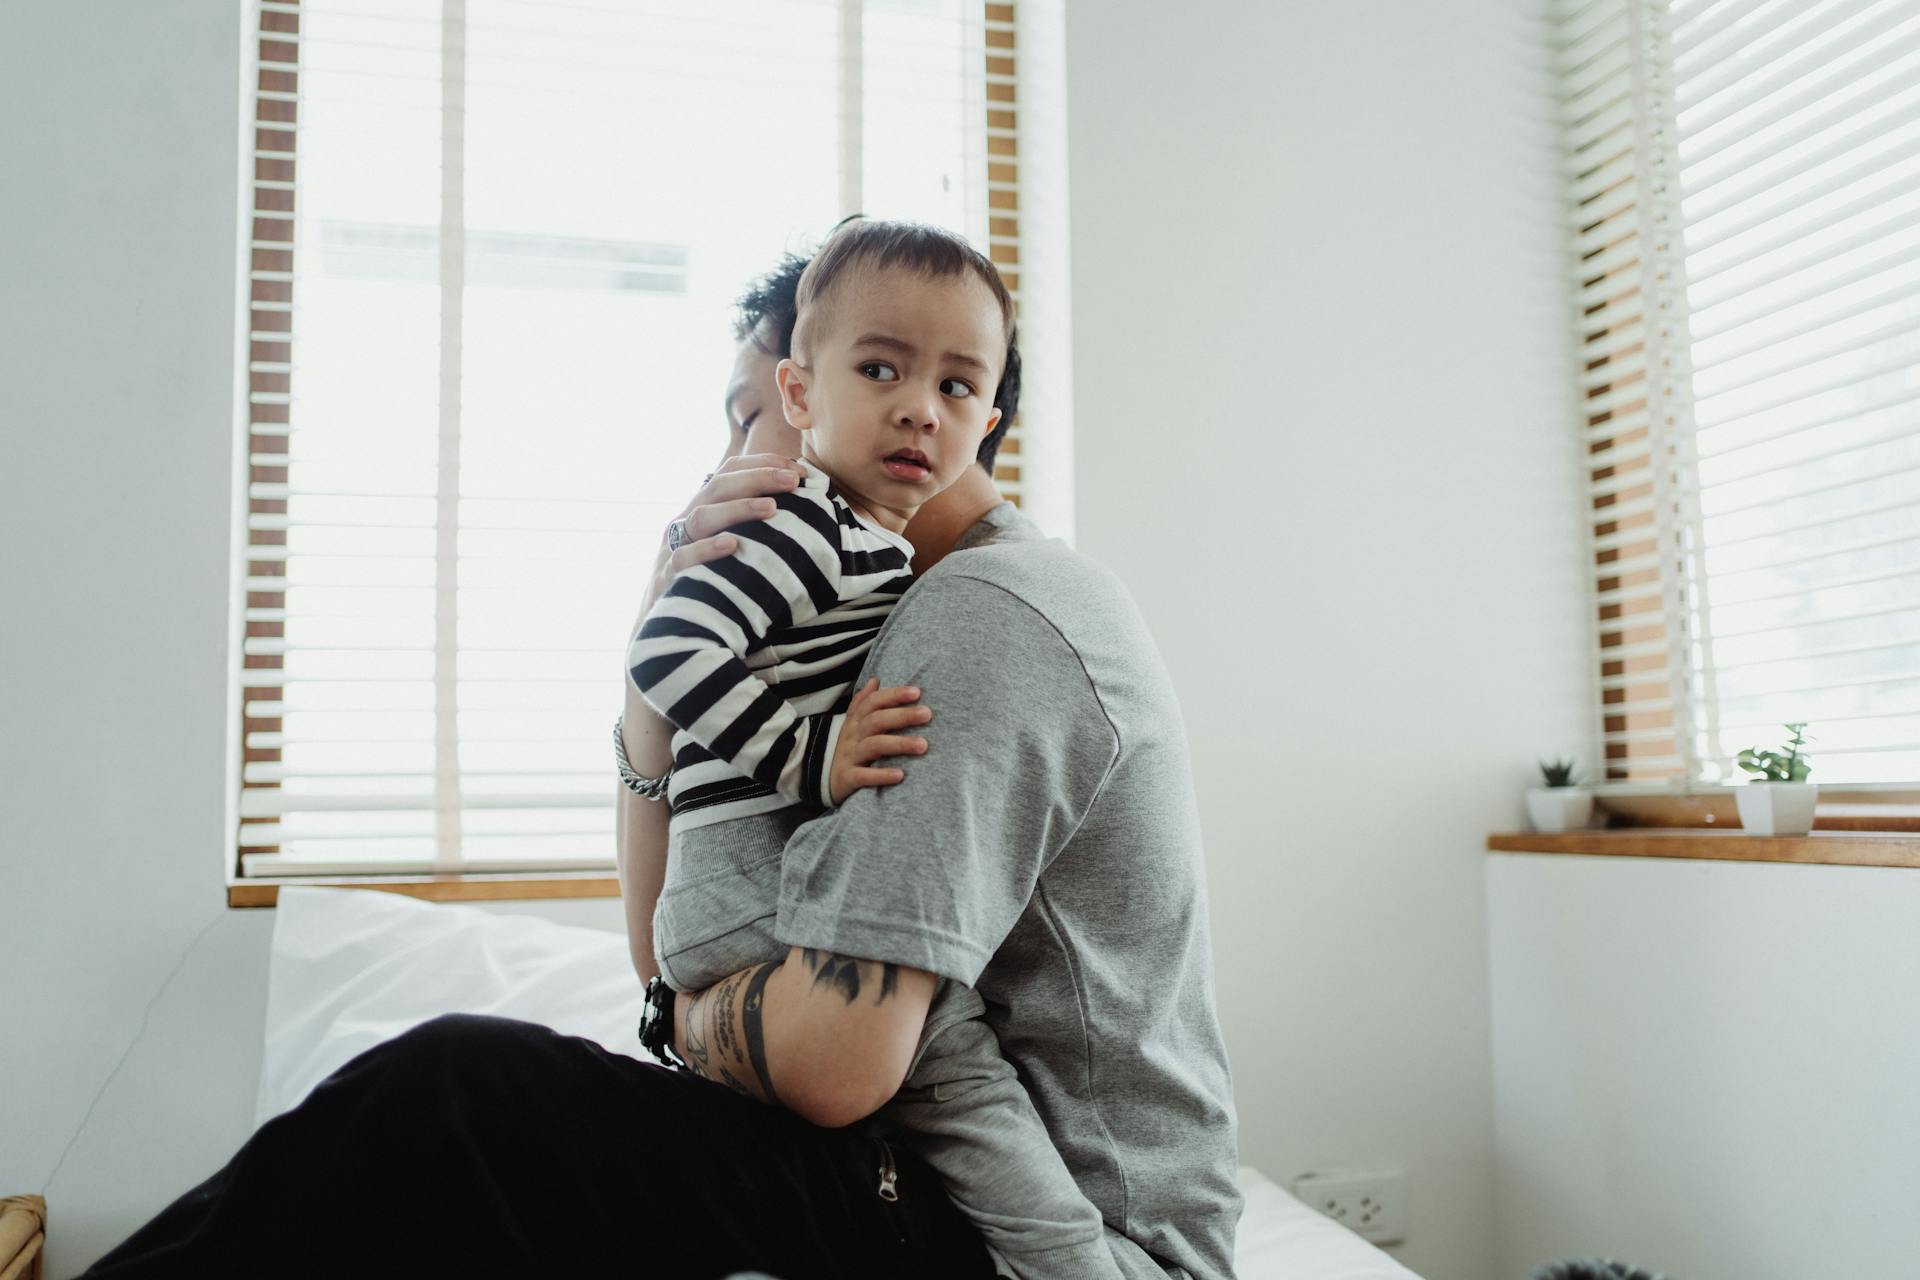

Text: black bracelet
xmin=638 ymin=976 xmax=685 ymax=1069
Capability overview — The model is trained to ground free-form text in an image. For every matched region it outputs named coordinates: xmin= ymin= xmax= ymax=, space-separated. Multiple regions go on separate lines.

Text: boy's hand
xmin=829 ymin=679 xmax=931 ymax=805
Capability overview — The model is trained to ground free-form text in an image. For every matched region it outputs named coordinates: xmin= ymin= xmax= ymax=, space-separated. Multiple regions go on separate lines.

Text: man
xmin=84 ymin=253 xmax=1239 ymax=1280
xmin=624 ymin=247 xmax=1242 ymax=1277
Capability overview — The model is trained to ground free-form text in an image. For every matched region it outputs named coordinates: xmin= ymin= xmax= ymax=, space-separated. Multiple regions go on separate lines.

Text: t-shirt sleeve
xmin=774 ymin=572 xmax=1120 ymax=985
xmin=627 ymin=488 xmax=846 ymax=806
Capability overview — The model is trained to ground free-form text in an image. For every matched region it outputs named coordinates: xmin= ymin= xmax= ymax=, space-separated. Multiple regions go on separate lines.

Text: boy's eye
xmin=859 ymin=362 xmax=899 ymax=382
xmin=736 ymin=411 xmax=759 ymax=436
xmin=940 ymin=378 xmax=975 ymax=398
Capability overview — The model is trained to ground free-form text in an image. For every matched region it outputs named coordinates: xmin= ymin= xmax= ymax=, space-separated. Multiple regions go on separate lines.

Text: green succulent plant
xmin=1735 ymin=722 xmax=1813 ymax=783
xmin=1537 ymin=757 xmax=1580 ymax=788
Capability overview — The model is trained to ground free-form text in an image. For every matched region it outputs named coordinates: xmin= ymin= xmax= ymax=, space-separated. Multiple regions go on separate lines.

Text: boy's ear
xmin=979 ymin=406 xmax=1002 ymax=441
xmin=776 ymin=358 xmax=814 ymax=431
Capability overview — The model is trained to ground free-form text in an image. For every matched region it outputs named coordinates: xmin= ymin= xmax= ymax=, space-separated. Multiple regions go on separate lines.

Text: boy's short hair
xmin=793 ymin=218 xmax=1015 ymax=362
xmin=733 ymin=224 xmax=1020 ymax=473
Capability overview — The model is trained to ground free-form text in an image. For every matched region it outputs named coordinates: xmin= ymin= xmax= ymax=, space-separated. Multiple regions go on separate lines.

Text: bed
xmin=261 ymin=888 xmax=1420 ymax=1280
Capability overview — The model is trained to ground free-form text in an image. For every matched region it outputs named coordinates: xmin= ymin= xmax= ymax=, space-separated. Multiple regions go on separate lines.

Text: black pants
xmin=82 ymin=1013 xmax=999 ymax=1279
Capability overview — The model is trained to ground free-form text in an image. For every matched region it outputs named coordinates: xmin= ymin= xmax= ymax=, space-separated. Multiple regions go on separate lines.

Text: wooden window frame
xmin=230 ymin=0 xmax=1026 ymax=904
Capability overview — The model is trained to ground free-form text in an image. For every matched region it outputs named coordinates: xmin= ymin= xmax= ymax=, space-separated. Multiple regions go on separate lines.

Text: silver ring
xmin=666 ymin=518 xmax=691 ymax=550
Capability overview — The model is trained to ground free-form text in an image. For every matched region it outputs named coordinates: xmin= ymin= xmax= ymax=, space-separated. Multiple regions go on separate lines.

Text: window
xmin=234 ymin=0 xmax=1044 ymax=880
xmin=1558 ymin=0 xmax=1920 ymax=786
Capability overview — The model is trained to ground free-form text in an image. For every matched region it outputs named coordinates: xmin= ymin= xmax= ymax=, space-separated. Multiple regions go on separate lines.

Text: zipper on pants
xmin=875 ymin=1137 xmax=899 ymax=1202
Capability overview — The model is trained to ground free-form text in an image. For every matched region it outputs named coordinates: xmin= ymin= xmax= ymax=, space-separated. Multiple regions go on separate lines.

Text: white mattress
xmin=263 ymin=889 xmax=1421 ymax=1278
xmin=1232 ymin=1167 xmax=1420 ymax=1279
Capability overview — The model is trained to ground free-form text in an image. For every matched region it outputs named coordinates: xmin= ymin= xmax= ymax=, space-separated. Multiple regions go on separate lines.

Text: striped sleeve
xmin=627 ymin=489 xmax=848 ymax=808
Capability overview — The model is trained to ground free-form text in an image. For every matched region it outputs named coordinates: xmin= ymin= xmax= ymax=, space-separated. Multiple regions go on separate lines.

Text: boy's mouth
xmin=882 ymin=449 xmax=931 ymax=483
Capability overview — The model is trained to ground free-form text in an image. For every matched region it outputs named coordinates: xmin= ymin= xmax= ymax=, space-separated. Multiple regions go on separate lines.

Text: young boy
xmin=627 ymin=220 xmax=1124 ymax=1280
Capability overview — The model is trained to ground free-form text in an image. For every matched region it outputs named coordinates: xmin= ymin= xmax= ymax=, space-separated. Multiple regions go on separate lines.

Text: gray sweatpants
xmin=654 ymin=812 xmax=1124 ymax=1280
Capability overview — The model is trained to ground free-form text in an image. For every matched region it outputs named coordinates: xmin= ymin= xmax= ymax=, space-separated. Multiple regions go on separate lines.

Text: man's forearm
xmin=674 ymin=948 xmax=935 ymax=1128
xmin=614 ymin=684 xmax=675 ymax=983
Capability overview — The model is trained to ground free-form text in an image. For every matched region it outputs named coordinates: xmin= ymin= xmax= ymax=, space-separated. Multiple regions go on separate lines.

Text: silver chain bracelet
xmin=613 ymin=715 xmax=673 ymax=801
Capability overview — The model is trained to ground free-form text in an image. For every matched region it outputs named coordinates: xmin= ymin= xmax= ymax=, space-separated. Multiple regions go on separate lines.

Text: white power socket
xmin=1291 ymin=1167 xmax=1408 ymax=1245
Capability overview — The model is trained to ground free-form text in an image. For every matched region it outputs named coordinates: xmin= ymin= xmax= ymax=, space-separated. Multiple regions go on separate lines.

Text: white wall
xmin=2 ymin=2 xmax=1606 ymax=1277
xmin=2 ymin=4 xmax=262 ymax=1273
xmin=1488 ymin=854 xmax=1920 ymax=1280
xmin=1063 ymin=3 xmax=1589 ymax=1278
xmin=0 ymin=13 xmax=623 ymax=1275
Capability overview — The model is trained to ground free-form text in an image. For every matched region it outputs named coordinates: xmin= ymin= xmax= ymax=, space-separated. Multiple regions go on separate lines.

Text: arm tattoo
xmin=674 ymin=952 xmax=899 ymax=1106
xmin=680 ymin=987 xmax=712 ymax=1076
xmin=741 ymin=960 xmax=783 ymax=1107
xmin=801 ymin=948 xmax=900 ymax=1006
xmin=677 ymin=961 xmax=784 ymax=1108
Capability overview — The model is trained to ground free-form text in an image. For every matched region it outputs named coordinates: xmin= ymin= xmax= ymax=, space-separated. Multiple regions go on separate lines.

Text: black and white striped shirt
xmin=628 ymin=461 xmax=914 ymax=830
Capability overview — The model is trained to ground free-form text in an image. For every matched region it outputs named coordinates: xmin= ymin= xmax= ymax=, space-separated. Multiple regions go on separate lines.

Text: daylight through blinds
xmin=1558 ymin=0 xmax=1920 ymax=785
xmin=236 ymin=0 xmax=1029 ymax=876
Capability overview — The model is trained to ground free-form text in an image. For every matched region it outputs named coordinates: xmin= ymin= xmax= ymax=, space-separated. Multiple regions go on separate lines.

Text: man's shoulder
xmin=893 ymin=533 xmax=1173 ymax=740
xmin=914 ymin=533 xmax=1135 ymax=631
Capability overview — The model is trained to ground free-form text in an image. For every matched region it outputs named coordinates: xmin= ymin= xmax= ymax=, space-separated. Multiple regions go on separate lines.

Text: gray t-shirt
xmin=777 ymin=503 xmax=1242 ymax=1280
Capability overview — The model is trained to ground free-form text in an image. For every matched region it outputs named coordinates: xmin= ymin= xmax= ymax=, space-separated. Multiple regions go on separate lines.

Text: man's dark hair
xmin=733 ymin=252 xmax=808 ymax=360
xmin=981 ymin=339 xmax=1018 ymax=475
xmin=733 ymin=226 xmax=1019 ymax=474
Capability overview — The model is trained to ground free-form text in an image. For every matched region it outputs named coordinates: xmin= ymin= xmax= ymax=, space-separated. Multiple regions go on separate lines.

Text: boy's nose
xmin=894 ymin=387 xmax=939 ymax=432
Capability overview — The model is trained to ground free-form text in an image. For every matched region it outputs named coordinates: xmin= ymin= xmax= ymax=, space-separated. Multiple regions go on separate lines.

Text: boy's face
xmin=776 ymin=264 xmax=1004 ymax=531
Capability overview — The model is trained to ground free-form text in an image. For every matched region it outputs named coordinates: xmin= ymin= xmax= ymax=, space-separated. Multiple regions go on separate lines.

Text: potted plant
xmin=1733 ymin=722 xmax=1817 ymax=836
xmin=1527 ymin=758 xmax=1593 ymax=833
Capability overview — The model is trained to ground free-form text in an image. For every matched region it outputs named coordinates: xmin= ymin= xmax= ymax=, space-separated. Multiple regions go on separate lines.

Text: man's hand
xmin=828 ymin=679 xmax=931 ymax=806
xmin=633 ymin=454 xmax=803 ymax=624
xmin=674 ymin=947 xmax=936 ymax=1128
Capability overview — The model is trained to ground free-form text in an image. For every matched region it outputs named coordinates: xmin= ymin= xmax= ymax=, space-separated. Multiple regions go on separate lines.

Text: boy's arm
xmin=627 ymin=489 xmax=851 ymax=807
xmin=614 ymin=456 xmax=827 ymax=983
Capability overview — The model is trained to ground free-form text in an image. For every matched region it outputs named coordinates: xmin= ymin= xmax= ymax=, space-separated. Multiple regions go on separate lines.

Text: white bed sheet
xmin=261 ymin=888 xmax=1420 ymax=1278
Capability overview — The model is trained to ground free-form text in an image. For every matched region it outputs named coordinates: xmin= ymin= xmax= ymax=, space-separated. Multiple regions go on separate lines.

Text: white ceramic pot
xmin=1734 ymin=782 xmax=1819 ymax=836
xmin=1526 ymin=787 xmax=1594 ymax=833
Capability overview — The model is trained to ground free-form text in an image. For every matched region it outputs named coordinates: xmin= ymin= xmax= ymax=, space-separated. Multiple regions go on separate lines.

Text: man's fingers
xmin=716 ymin=452 xmax=800 ymax=475
xmin=856 ymin=734 xmax=926 ymax=763
xmin=684 ymin=496 xmax=778 ymax=541
xmin=665 ymin=535 xmax=738 ymax=576
xmin=696 ymin=465 xmax=801 ymax=507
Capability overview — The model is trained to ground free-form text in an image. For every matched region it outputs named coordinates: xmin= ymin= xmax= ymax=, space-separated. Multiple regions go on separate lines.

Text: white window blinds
xmin=1558 ymin=0 xmax=1920 ymax=786
xmin=236 ymin=0 xmax=1034 ymax=877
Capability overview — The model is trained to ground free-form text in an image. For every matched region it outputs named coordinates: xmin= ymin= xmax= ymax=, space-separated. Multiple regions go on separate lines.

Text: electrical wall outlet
xmin=1291 ymin=1167 xmax=1408 ymax=1245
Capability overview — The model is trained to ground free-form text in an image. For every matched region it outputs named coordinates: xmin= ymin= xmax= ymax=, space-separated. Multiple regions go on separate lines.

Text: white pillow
xmin=255 ymin=887 xmax=648 ymax=1126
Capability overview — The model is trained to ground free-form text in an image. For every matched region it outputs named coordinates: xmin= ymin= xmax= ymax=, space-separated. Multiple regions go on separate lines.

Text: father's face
xmin=720 ymin=321 xmax=805 ymax=465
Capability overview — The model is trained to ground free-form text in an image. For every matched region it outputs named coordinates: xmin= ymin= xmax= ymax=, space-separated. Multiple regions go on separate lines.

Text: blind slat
xmin=1672 ymin=0 xmax=1792 ymax=63
xmin=1677 ymin=7 xmax=1920 ymax=143
xmin=235 ymin=0 xmax=1031 ymax=869
xmin=1672 ymin=0 xmax=1880 ymax=112
xmin=1692 ymin=272 xmax=1920 ymax=376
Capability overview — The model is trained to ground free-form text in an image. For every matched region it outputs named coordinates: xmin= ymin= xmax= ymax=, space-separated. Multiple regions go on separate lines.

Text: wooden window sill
xmin=229 ymin=872 xmax=621 ymax=908
xmin=1486 ymin=829 xmax=1920 ymax=869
